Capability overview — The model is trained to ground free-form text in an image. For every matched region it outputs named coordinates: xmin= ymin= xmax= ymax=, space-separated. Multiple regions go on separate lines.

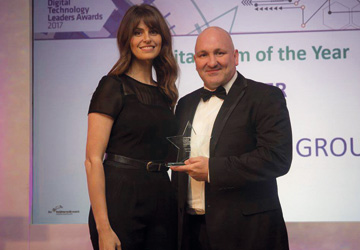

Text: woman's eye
xmin=150 ymin=30 xmax=159 ymax=35
xmin=133 ymin=30 xmax=142 ymax=36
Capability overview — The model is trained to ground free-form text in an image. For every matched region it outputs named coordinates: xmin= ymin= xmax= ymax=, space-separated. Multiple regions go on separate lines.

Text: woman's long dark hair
xmin=108 ymin=4 xmax=179 ymax=109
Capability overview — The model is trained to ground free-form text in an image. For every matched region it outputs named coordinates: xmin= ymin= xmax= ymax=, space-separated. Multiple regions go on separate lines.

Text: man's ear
xmin=234 ymin=49 xmax=239 ymax=66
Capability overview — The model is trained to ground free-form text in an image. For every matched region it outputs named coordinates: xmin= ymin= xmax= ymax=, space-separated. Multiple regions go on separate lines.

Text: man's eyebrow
xmin=195 ymin=48 xmax=225 ymax=55
xmin=214 ymin=48 xmax=225 ymax=52
xmin=195 ymin=50 xmax=207 ymax=54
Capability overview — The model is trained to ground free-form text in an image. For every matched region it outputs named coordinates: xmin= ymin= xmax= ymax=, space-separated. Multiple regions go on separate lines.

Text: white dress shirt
xmin=187 ymin=72 xmax=237 ymax=215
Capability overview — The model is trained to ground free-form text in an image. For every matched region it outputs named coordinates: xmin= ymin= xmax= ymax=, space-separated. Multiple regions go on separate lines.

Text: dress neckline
xmin=123 ymin=74 xmax=158 ymax=88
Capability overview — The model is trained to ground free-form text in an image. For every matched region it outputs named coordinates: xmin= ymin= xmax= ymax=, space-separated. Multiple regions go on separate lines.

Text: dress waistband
xmin=104 ymin=153 xmax=169 ymax=172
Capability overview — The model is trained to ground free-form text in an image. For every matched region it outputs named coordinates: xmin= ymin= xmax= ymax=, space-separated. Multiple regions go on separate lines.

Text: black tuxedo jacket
xmin=172 ymin=72 xmax=292 ymax=250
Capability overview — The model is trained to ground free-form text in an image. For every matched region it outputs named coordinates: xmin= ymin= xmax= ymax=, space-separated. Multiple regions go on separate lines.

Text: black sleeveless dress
xmin=88 ymin=74 xmax=178 ymax=250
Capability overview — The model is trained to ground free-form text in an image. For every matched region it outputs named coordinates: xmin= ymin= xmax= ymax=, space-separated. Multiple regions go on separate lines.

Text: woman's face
xmin=130 ymin=20 xmax=162 ymax=62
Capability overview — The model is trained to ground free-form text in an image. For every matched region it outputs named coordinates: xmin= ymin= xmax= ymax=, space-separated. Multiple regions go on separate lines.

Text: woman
xmin=85 ymin=4 xmax=178 ymax=250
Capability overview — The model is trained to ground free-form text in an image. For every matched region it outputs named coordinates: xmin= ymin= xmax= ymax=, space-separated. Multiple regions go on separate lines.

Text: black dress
xmin=88 ymin=74 xmax=178 ymax=250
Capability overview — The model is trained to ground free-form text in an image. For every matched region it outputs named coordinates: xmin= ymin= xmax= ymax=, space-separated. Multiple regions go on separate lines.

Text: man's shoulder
xmin=245 ymin=77 xmax=270 ymax=89
xmin=178 ymin=87 xmax=202 ymax=103
xmin=243 ymin=76 xmax=283 ymax=96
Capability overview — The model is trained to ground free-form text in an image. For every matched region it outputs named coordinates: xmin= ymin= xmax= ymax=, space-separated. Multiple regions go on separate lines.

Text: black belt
xmin=105 ymin=153 xmax=168 ymax=172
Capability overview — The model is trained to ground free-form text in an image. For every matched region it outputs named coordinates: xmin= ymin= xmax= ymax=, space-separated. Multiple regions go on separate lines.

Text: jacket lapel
xmin=210 ymin=73 xmax=247 ymax=156
xmin=180 ymin=91 xmax=201 ymax=136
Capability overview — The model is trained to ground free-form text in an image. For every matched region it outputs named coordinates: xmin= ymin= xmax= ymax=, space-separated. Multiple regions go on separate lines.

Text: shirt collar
xmin=222 ymin=71 xmax=237 ymax=94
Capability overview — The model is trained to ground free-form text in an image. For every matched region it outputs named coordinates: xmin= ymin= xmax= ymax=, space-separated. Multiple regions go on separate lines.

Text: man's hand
xmin=170 ymin=156 xmax=209 ymax=182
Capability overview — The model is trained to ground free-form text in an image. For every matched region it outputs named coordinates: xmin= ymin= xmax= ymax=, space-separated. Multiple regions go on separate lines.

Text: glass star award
xmin=167 ymin=121 xmax=194 ymax=166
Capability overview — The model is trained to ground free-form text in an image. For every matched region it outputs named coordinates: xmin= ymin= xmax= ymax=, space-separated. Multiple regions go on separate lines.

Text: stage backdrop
xmin=32 ymin=0 xmax=360 ymax=224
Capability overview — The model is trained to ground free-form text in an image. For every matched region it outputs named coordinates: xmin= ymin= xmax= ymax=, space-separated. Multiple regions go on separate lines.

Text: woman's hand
xmin=98 ymin=227 xmax=121 ymax=250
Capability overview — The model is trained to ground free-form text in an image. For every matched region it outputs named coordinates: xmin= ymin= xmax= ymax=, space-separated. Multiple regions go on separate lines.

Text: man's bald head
xmin=194 ymin=27 xmax=239 ymax=90
xmin=195 ymin=27 xmax=235 ymax=52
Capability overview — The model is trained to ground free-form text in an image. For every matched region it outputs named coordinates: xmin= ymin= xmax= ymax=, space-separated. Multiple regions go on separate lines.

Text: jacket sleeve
xmin=209 ymin=86 xmax=292 ymax=188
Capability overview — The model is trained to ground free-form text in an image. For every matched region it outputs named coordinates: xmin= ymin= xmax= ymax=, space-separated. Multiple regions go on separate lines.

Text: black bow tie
xmin=200 ymin=86 xmax=227 ymax=102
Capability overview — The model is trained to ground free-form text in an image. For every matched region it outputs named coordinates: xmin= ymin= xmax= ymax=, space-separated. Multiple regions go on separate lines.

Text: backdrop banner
xmin=33 ymin=0 xmax=360 ymax=224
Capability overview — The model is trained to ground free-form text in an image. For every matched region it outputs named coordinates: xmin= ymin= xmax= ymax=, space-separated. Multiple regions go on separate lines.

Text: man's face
xmin=194 ymin=28 xmax=239 ymax=90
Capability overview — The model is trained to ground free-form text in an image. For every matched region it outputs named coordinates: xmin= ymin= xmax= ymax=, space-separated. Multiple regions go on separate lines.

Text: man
xmin=171 ymin=27 xmax=292 ymax=250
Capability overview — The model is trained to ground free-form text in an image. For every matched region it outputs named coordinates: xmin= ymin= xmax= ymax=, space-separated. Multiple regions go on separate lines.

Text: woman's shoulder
xmin=96 ymin=74 xmax=131 ymax=93
xmin=99 ymin=74 xmax=123 ymax=85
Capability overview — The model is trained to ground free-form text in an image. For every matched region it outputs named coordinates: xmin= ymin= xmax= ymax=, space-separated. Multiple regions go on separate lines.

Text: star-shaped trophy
xmin=167 ymin=121 xmax=196 ymax=166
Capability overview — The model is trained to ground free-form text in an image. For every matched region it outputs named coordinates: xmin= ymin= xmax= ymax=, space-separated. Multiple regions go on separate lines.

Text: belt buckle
xmin=146 ymin=161 xmax=163 ymax=172
xmin=146 ymin=161 xmax=152 ymax=171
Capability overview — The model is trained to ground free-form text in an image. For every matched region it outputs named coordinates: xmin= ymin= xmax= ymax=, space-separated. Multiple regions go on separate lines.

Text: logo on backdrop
xmin=296 ymin=137 xmax=360 ymax=157
xmin=48 ymin=205 xmax=80 ymax=215
xmin=35 ymin=0 xmax=360 ymax=40
xmin=35 ymin=0 xmax=115 ymax=39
